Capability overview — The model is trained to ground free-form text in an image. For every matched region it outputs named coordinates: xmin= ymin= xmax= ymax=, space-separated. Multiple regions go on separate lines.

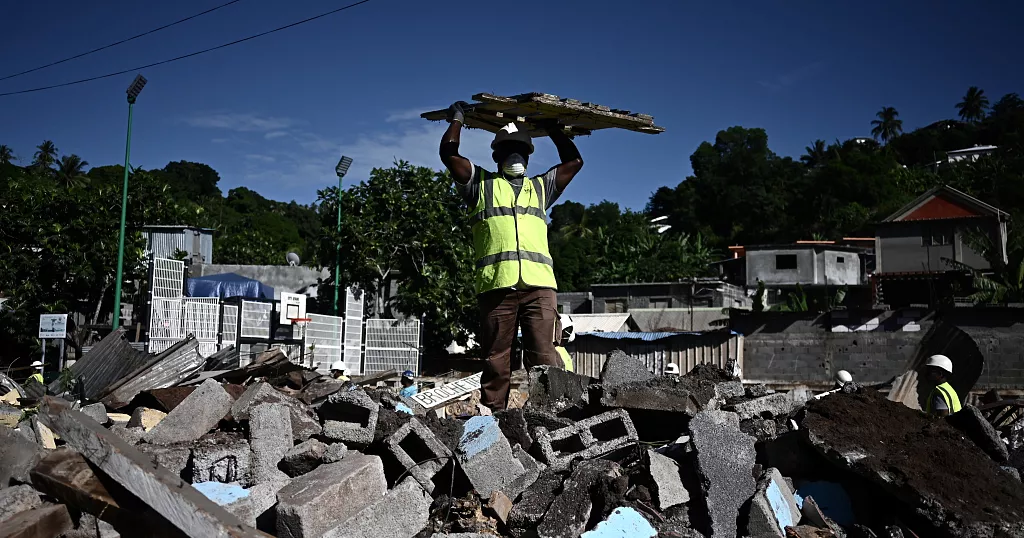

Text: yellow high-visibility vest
xmin=556 ymin=346 xmax=573 ymax=372
xmin=28 ymin=373 xmax=44 ymax=385
xmin=926 ymin=382 xmax=962 ymax=414
xmin=469 ymin=169 xmax=556 ymax=294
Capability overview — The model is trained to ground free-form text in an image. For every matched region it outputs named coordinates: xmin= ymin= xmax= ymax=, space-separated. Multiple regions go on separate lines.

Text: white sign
xmin=411 ymin=372 xmax=483 ymax=409
xmin=279 ymin=292 xmax=307 ymax=324
xmin=39 ymin=314 xmax=69 ymax=339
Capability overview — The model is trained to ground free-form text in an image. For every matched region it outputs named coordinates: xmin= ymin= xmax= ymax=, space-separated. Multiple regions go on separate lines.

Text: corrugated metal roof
xmin=571 ymin=314 xmax=633 ymax=333
xmin=628 ymin=308 xmax=728 ymax=332
xmin=101 ymin=336 xmax=204 ymax=408
xmin=48 ymin=328 xmax=151 ymax=400
xmin=578 ymin=330 xmax=740 ymax=341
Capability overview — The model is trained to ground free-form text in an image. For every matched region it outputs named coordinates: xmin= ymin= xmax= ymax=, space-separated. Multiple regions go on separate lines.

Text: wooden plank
xmin=0 ymin=505 xmax=72 ymax=538
xmin=37 ymin=397 xmax=269 ymax=538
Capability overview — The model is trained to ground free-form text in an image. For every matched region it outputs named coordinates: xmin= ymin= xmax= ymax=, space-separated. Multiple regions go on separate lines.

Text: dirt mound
xmin=802 ymin=390 xmax=1024 ymax=530
xmin=684 ymin=363 xmax=737 ymax=383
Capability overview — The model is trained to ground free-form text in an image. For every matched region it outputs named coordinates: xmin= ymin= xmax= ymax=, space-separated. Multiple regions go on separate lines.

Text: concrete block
xmin=537 ymin=460 xmax=622 ymax=538
xmin=946 ymin=405 xmax=1009 ymax=463
xmin=525 ymin=366 xmax=593 ymax=414
xmin=534 ymin=409 xmax=638 ymax=470
xmin=247 ymin=478 xmax=290 ymax=532
xmin=741 ymin=418 xmax=779 ymax=442
xmin=276 ymin=454 xmax=387 ymax=538
xmin=495 ymin=408 xmax=534 ymax=451
xmin=689 ymin=410 xmax=756 ymax=538
xmin=728 ymin=393 xmax=797 ymax=420
xmin=127 ymin=407 xmax=166 ymax=432
xmin=507 ymin=471 xmax=563 ymax=535
xmin=34 ymin=417 xmax=57 ymax=449
xmin=647 ymin=449 xmax=689 ymax=510
xmin=504 ymin=444 xmax=544 ymax=501
xmin=143 ymin=379 xmax=232 ymax=445
xmin=108 ymin=424 xmax=145 ymax=445
xmin=600 ymin=377 xmax=703 ymax=415
xmin=249 ymin=403 xmax=292 ymax=484
xmin=319 ymin=389 xmax=380 ymax=448
xmin=0 ymin=504 xmax=73 ymax=538
xmin=0 ymin=485 xmax=42 ymax=524
xmin=599 ymin=350 xmax=653 ymax=389
xmin=714 ymin=380 xmax=745 ymax=401
xmin=80 ymin=403 xmax=109 ymax=425
xmin=194 ymin=481 xmax=254 ymax=526
xmin=281 ymin=439 xmax=328 ymax=477
xmin=0 ymin=426 xmax=44 ymax=486
xmin=191 ymin=433 xmax=252 ymax=486
xmin=233 ymin=382 xmax=322 ymax=441
xmin=323 ymin=442 xmax=348 ymax=463
xmin=384 ymin=418 xmax=453 ymax=494
xmin=485 ymin=491 xmax=514 ymax=525
xmin=580 ymin=507 xmax=657 ymax=538
xmin=323 ymin=478 xmax=431 ymax=538
xmin=747 ymin=468 xmax=801 ymax=537
xmin=456 ymin=415 xmax=525 ymax=498
xmin=138 ymin=443 xmax=192 ymax=480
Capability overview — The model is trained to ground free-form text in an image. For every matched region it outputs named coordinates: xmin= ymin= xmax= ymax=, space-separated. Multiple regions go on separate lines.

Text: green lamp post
xmin=334 ymin=155 xmax=353 ymax=316
xmin=112 ymin=74 xmax=147 ymax=331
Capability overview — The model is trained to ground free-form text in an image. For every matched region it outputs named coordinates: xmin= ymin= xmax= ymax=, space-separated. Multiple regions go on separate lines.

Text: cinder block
xmin=138 ymin=443 xmax=192 ymax=480
xmin=144 ymin=379 xmax=232 ymax=445
xmin=504 ymin=444 xmax=544 ymax=501
xmin=247 ymin=478 xmax=291 ymax=532
xmin=646 ymin=449 xmax=689 ymax=511
xmin=319 ymin=389 xmax=380 ymax=448
xmin=233 ymin=382 xmax=323 ymax=441
xmin=249 ymin=403 xmax=292 ymax=484
xmin=281 ymin=439 xmax=328 ymax=477
xmin=534 ymin=409 xmax=638 ymax=470
xmin=383 ymin=418 xmax=453 ymax=494
xmin=276 ymin=454 xmax=387 ymax=538
xmin=690 ymin=410 xmax=756 ymax=538
xmin=79 ymin=403 xmax=108 ymax=425
xmin=727 ymin=393 xmax=797 ymax=421
xmin=322 ymin=478 xmax=431 ymax=538
xmin=0 ymin=484 xmax=42 ymax=525
xmin=192 ymin=433 xmax=253 ymax=486
xmin=456 ymin=416 xmax=525 ymax=498
xmin=128 ymin=407 xmax=166 ymax=431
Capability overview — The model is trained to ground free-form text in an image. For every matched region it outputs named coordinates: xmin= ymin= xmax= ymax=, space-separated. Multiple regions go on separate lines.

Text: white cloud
xmin=245 ymin=154 xmax=276 ymax=163
xmin=184 ymin=113 xmax=302 ymax=132
xmin=385 ymin=106 xmax=440 ymax=123
xmin=211 ymin=138 xmax=230 ymax=144
xmin=264 ymin=131 xmax=290 ymax=140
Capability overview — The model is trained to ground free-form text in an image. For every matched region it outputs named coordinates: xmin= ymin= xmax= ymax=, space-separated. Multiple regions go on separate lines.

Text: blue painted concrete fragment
xmin=395 ymin=403 xmax=413 ymax=415
xmin=193 ymin=481 xmax=249 ymax=505
xmin=767 ymin=478 xmax=797 ymax=529
xmin=459 ymin=416 xmax=500 ymax=460
xmin=581 ymin=507 xmax=656 ymax=538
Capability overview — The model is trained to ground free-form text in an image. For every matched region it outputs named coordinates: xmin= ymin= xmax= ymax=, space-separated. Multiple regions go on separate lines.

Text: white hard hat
xmin=664 ymin=363 xmax=680 ymax=375
xmin=30 ymin=361 xmax=44 ymax=367
xmin=925 ymin=354 xmax=953 ymax=374
xmin=836 ymin=370 xmax=853 ymax=385
xmin=330 ymin=361 xmax=345 ymax=371
xmin=560 ymin=314 xmax=575 ymax=343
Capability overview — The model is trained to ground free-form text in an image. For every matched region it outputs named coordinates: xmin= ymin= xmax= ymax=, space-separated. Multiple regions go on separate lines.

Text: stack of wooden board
xmin=421 ymin=92 xmax=665 ymax=138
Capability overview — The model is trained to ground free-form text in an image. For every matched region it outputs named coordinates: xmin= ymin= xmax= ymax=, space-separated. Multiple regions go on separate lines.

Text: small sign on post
xmin=39 ymin=314 xmax=69 ymax=339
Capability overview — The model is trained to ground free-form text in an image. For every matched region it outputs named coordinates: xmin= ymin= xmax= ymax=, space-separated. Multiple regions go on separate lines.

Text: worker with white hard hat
xmin=664 ymin=363 xmax=681 ymax=376
xmin=813 ymin=369 xmax=855 ymax=400
xmin=555 ymin=314 xmax=575 ymax=372
xmin=923 ymin=354 xmax=961 ymax=417
xmin=835 ymin=370 xmax=853 ymax=387
xmin=28 ymin=360 xmax=44 ymax=385
xmin=329 ymin=361 xmax=349 ymax=383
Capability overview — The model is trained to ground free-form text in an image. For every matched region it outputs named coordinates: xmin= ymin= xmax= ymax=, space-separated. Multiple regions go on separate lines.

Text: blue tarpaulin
xmin=187 ymin=273 xmax=274 ymax=299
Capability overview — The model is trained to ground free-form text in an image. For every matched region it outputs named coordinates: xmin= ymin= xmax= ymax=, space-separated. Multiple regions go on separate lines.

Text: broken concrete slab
xmin=741 ymin=418 xmax=779 ymax=442
xmin=280 ymin=439 xmax=327 ymax=477
xmin=0 ymin=426 xmax=44 ymax=486
xmin=276 ymin=454 xmax=387 ymax=538
xmin=580 ymin=507 xmax=657 ymax=538
xmin=495 ymin=408 xmax=534 ymax=451
xmin=747 ymin=468 xmax=801 ymax=538
xmin=0 ymin=485 xmax=42 ymax=524
xmin=80 ymin=403 xmax=109 ymax=425
xmin=34 ymin=418 xmax=57 ymax=449
xmin=537 ymin=460 xmax=622 ymax=538
xmin=138 ymin=443 xmax=192 ymax=481
xmin=248 ymin=478 xmax=290 ymax=533
xmin=37 ymin=397 xmax=266 ymax=537
xmin=689 ymin=410 xmax=756 ymax=538
xmin=728 ymin=393 xmax=797 ymax=421
xmin=194 ymin=481 xmax=255 ymax=527
xmin=524 ymin=366 xmax=593 ymax=415
xmin=534 ymin=409 xmax=638 ymax=470
xmin=127 ymin=407 xmax=166 ymax=432
xmin=504 ymin=444 xmax=544 ymax=501
xmin=0 ymin=504 xmax=73 ymax=538
xmin=249 ymin=403 xmax=292 ymax=485
xmin=599 ymin=351 xmax=654 ymax=389
xmin=319 ymin=389 xmax=380 ymax=448
xmin=457 ymin=415 xmax=525 ymax=498
xmin=947 ymin=405 xmax=1009 ymax=463
xmin=384 ymin=418 xmax=453 ymax=494
xmin=485 ymin=490 xmax=514 ymax=526
xmin=714 ymin=380 xmax=745 ymax=401
xmin=233 ymin=382 xmax=322 ymax=441
xmin=323 ymin=442 xmax=348 ymax=463
xmin=108 ymin=424 xmax=145 ymax=446
xmin=647 ymin=449 xmax=689 ymax=511
xmin=61 ymin=513 xmax=121 ymax=538
xmin=507 ymin=471 xmax=564 ymax=537
xmin=599 ymin=376 xmax=703 ymax=415
xmin=143 ymin=379 xmax=232 ymax=445
xmin=323 ymin=478 xmax=431 ymax=538
xmin=192 ymin=433 xmax=252 ymax=486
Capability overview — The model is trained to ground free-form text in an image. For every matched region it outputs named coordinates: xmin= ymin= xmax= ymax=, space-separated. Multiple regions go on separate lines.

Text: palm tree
xmin=956 ymin=86 xmax=989 ymax=123
xmin=870 ymin=107 xmax=903 ymax=144
xmin=944 ymin=227 xmax=1024 ymax=304
xmin=0 ymin=145 xmax=15 ymax=165
xmin=55 ymin=154 xmax=90 ymax=188
xmin=990 ymin=93 xmax=1024 ymax=118
xmin=801 ymin=139 xmax=828 ymax=167
xmin=32 ymin=140 xmax=58 ymax=174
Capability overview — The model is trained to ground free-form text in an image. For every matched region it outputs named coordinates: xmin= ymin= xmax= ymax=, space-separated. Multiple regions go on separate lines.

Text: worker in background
xmin=399 ymin=370 xmax=418 ymax=398
xmin=924 ymin=354 xmax=961 ymax=417
xmin=28 ymin=361 xmax=44 ymax=385
xmin=813 ymin=370 xmax=856 ymax=400
xmin=664 ymin=363 xmax=681 ymax=376
xmin=440 ymin=101 xmax=584 ymax=412
xmin=555 ymin=314 xmax=575 ymax=372
xmin=330 ymin=361 xmax=350 ymax=383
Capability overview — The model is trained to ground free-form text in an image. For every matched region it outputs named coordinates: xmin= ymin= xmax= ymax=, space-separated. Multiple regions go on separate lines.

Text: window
xmin=922 ymin=232 xmax=952 ymax=246
xmin=775 ymin=254 xmax=798 ymax=270
xmin=605 ymin=300 xmax=627 ymax=313
xmin=836 ymin=256 xmax=845 ymax=264
xmin=650 ymin=298 xmax=670 ymax=309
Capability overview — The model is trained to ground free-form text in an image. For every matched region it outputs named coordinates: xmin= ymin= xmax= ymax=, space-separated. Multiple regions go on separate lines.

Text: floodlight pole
xmin=112 ymin=74 xmax=146 ymax=331
xmin=334 ymin=156 xmax=352 ymax=316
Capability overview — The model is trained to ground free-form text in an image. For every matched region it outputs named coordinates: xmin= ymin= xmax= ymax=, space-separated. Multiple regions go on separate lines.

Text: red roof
xmin=900 ymin=194 xmax=980 ymax=221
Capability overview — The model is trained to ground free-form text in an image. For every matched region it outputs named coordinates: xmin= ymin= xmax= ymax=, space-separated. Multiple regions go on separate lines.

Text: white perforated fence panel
xmin=152 ymin=258 xmax=185 ymax=298
xmin=183 ymin=297 xmax=220 ymax=358
xmin=305 ymin=314 xmax=344 ymax=373
xmin=221 ymin=305 xmax=239 ymax=347
xmin=343 ymin=288 xmax=364 ymax=372
xmin=149 ymin=298 xmax=183 ymax=354
xmin=240 ymin=301 xmax=272 ymax=339
xmin=363 ymin=319 xmax=420 ymax=375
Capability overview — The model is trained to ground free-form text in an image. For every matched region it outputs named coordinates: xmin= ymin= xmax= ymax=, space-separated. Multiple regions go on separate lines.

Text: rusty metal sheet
xmin=100 ymin=337 xmax=204 ymax=409
xmin=47 ymin=328 xmax=150 ymax=400
xmin=421 ymin=92 xmax=665 ymax=139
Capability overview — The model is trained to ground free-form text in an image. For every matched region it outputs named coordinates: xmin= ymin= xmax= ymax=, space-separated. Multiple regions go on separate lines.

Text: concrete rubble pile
xmin=3 ymin=348 xmax=1024 ymax=538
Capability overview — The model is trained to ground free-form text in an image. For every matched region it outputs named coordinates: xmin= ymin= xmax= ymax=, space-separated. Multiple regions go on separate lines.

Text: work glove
xmin=447 ymin=101 xmax=467 ymax=124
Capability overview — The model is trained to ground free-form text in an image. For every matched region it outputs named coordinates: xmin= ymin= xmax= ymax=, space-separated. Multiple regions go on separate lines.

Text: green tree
xmin=944 ymin=228 xmax=1024 ymax=304
xmin=801 ymin=139 xmax=829 ymax=167
xmin=32 ymin=140 xmax=58 ymax=174
xmin=55 ymin=154 xmax=90 ymax=188
xmin=956 ymin=86 xmax=989 ymax=123
xmin=0 ymin=145 xmax=15 ymax=165
xmin=871 ymin=106 xmax=903 ymax=143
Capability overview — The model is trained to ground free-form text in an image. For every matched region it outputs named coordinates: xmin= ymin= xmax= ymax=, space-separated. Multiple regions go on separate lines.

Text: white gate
xmin=343 ymin=288 xmax=364 ymax=373
xmin=148 ymin=258 xmax=185 ymax=354
xmin=183 ymin=297 xmax=220 ymax=357
xmin=240 ymin=301 xmax=272 ymax=339
xmin=221 ymin=304 xmax=239 ymax=349
xmin=363 ymin=319 xmax=420 ymax=375
xmin=305 ymin=314 xmax=344 ymax=373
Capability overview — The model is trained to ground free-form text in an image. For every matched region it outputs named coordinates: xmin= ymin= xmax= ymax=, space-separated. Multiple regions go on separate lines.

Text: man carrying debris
xmin=440 ymin=101 xmax=584 ymax=411
xmin=924 ymin=354 xmax=961 ymax=417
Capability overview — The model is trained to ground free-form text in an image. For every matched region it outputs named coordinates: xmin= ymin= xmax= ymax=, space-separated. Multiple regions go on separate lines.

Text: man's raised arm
xmin=439 ymin=102 xmax=473 ymax=185
xmin=545 ymin=126 xmax=584 ymax=191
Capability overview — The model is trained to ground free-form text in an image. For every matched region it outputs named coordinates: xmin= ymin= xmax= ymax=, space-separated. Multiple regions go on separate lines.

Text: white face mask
xmin=502 ymin=153 xmax=527 ymax=177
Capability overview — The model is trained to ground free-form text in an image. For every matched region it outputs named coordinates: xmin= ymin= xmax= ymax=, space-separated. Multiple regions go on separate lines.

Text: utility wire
xmin=0 ymin=0 xmax=246 ymax=82
xmin=0 ymin=0 xmax=374 ymax=97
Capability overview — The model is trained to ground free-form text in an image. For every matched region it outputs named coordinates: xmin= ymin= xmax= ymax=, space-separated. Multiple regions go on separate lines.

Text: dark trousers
xmin=479 ymin=287 xmax=563 ymax=410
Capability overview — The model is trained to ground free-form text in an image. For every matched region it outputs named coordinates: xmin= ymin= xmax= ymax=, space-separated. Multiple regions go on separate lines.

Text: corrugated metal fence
xmin=569 ymin=331 xmax=743 ymax=378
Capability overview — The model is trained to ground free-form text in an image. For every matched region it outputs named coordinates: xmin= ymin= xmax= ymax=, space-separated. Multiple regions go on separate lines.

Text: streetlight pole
xmin=333 ymin=156 xmax=353 ymax=316
xmin=112 ymin=74 xmax=147 ymax=331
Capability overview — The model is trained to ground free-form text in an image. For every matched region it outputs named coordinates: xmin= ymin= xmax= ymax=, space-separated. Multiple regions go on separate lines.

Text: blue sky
xmin=2 ymin=0 xmax=1023 ymax=210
